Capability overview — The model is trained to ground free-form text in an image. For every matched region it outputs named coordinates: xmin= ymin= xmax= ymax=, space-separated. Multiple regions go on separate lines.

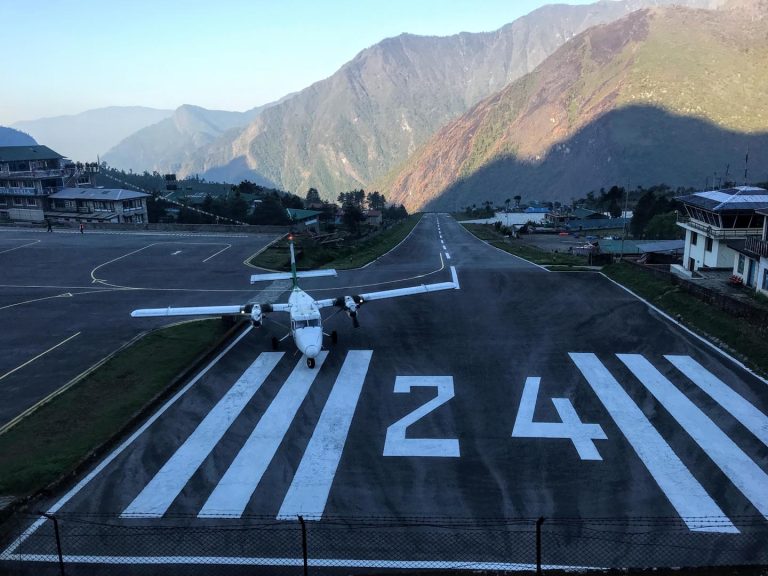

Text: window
xmin=738 ymin=254 xmax=745 ymax=274
xmin=763 ymin=269 xmax=768 ymax=291
xmin=13 ymin=197 xmax=23 ymax=206
xmin=0 ymin=198 xmax=6 ymax=206
xmin=691 ymin=231 xmax=697 ymax=245
xmin=26 ymin=197 xmax=36 ymax=206
xmin=705 ymin=237 xmax=713 ymax=252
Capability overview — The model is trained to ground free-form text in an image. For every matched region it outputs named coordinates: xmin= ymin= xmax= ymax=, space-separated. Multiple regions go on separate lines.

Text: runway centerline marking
xmin=570 ymin=353 xmax=737 ymax=533
xmin=199 ymin=352 xmax=329 ymax=518
xmin=277 ymin=350 xmax=372 ymax=520
xmin=121 ymin=352 xmax=283 ymax=518
xmin=0 ymin=332 xmax=81 ymax=383
xmin=619 ymin=353 xmax=768 ymax=521
xmin=665 ymin=355 xmax=768 ymax=447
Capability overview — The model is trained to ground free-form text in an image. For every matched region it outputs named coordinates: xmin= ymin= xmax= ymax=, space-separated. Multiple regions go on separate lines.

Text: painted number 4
xmin=512 ymin=377 xmax=607 ymax=460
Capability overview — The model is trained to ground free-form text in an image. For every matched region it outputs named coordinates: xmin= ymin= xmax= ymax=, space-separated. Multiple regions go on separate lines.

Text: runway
xmin=2 ymin=214 xmax=767 ymax=572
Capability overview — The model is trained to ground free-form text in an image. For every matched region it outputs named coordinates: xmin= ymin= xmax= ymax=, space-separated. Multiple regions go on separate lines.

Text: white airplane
xmin=131 ymin=239 xmax=460 ymax=368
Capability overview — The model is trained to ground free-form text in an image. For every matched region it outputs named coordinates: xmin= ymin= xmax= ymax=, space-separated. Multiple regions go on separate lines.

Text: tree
xmin=249 ymin=194 xmax=289 ymax=225
xmin=342 ymin=203 xmax=365 ymax=234
xmin=513 ymin=195 xmax=522 ymax=208
xmin=645 ymin=212 xmax=683 ymax=239
xmin=305 ymin=187 xmax=321 ymax=205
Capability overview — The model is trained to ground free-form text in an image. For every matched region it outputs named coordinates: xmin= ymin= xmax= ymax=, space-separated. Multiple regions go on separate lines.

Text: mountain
xmin=0 ymin=127 xmax=37 ymax=146
xmin=179 ymin=0 xmax=727 ymax=197
xmin=102 ymin=104 xmax=265 ymax=176
xmin=384 ymin=5 xmax=768 ymax=211
xmin=12 ymin=106 xmax=173 ymax=162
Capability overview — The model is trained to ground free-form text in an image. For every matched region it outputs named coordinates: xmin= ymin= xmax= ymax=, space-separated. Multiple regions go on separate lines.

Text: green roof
xmin=0 ymin=145 xmax=64 ymax=162
xmin=287 ymin=208 xmax=322 ymax=220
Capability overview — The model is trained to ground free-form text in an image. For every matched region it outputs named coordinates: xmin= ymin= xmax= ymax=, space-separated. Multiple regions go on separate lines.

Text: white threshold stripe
xmin=199 ymin=352 xmax=328 ymax=517
xmin=619 ymin=354 xmax=768 ymax=520
xmin=665 ymin=355 xmax=768 ymax=447
xmin=277 ymin=350 xmax=372 ymax=520
xmin=569 ymin=353 xmax=736 ymax=533
xmin=0 ymin=554 xmax=598 ymax=570
xmin=122 ymin=352 xmax=283 ymax=518
xmin=0 ymin=327 xmax=255 ymax=561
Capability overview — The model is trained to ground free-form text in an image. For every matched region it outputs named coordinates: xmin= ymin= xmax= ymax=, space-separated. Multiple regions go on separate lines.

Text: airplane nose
xmin=305 ymin=345 xmax=319 ymax=358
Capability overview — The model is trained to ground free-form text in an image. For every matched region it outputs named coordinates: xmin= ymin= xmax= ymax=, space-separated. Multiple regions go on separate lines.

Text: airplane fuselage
xmin=288 ymin=287 xmax=323 ymax=360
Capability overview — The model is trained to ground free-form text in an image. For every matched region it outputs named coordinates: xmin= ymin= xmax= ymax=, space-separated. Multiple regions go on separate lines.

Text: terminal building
xmin=0 ymin=145 xmax=148 ymax=225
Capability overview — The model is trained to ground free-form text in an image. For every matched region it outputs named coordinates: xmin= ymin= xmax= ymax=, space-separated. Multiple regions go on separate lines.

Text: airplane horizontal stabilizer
xmin=250 ymin=269 xmax=337 ymax=284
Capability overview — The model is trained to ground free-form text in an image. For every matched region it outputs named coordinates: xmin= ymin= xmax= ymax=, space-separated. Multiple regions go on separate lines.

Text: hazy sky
xmin=3 ymin=0 xmax=596 ymax=125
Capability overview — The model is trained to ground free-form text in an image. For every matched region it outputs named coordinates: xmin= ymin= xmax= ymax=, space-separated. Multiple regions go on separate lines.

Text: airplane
xmin=131 ymin=238 xmax=460 ymax=368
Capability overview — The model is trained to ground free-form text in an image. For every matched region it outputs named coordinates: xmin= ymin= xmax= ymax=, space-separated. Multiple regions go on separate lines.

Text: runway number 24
xmin=382 ymin=375 xmax=606 ymax=460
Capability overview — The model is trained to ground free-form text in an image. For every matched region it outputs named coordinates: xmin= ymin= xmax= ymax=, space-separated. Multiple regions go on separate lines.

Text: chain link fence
xmin=1 ymin=512 xmax=766 ymax=575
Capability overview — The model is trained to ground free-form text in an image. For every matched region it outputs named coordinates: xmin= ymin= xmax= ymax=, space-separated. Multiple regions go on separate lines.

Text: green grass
xmin=463 ymin=224 xmax=588 ymax=267
xmin=249 ymin=215 xmax=421 ymax=271
xmin=0 ymin=319 xmax=229 ymax=499
xmin=603 ymin=263 xmax=768 ymax=376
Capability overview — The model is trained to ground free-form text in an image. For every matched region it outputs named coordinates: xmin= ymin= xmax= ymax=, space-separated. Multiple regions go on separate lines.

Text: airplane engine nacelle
xmin=250 ymin=305 xmax=263 ymax=327
xmin=343 ymin=295 xmax=358 ymax=317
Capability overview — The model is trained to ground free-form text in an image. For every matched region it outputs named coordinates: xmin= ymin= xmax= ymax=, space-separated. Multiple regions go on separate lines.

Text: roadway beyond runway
xmin=2 ymin=214 xmax=768 ymax=572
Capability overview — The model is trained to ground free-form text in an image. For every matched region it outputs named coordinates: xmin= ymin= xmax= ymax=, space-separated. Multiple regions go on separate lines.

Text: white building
xmin=673 ymin=187 xmax=768 ymax=277
xmin=730 ymin=208 xmax=768 ymax=294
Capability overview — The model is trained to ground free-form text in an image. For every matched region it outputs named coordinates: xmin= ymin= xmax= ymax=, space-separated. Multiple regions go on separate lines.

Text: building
xmin=0 ymin=145 xmax=90 ymax=222
xmin=364 ymin=209 xmax=382 ymax=227
xmin=674 ymin=186 xmax=768 ymax=276
xmin=47 ymin=188 xmax=149 ymax=224
xmin=727 ymin=207 xmax=768 ymax=294
xmin=286 ymin=208 xmax=321 ymax=233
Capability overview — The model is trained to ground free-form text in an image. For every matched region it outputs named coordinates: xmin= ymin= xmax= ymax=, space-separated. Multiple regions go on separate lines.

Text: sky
xmin=2 ymin=0 xmax=596 ymax=125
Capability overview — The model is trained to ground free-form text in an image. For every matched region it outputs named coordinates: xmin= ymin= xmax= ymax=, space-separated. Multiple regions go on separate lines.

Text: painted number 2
xmin=383 ymin=376 xmax=460 ymax=457
xmin=511 ymin=377 xmax=606 ymax=460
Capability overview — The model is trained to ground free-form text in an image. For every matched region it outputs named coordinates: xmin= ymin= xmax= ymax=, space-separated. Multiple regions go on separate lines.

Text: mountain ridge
xmin=384 ymin=5 xmax=768 ymax=210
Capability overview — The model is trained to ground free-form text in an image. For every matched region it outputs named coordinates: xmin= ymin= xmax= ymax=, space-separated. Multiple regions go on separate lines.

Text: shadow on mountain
xmin=424 ymin=105 xmax=768 ymax=210
xmin=201 ymin=156 xmax=277 ymax=188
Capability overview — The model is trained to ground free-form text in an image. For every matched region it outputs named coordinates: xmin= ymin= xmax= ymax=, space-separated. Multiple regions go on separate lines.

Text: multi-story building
xmin=0 ymin=145 xmax=85 ymax=222
xmin=47 ymin=188 xmax=149 ymax=224
xmin=673 ymin=186 xmax=768 ymax=277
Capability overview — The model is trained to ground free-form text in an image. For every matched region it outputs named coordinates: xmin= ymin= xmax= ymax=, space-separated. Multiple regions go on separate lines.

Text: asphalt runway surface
xmin=2 ymin=214 xmax=767 ymax=573
xmin=0 ymin=228 xmax=280 ymax=428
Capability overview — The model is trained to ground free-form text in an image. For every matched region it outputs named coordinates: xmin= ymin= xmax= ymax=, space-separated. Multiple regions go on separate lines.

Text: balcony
xmin=0 ymin=187 xmax=42 ymax=197
xmin=676 ymin=215 xmax=763 ymax=239
xmin=745 ymin=237 xmax=768 ymax=258
xmin=0 ymin=168 xmax=70 ymax=179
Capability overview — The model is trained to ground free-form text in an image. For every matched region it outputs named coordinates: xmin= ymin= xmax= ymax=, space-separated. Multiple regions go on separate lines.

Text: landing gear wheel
xmin=331 ymin=330 xmax=338 ymax=344
xmin=271 ymin=336 xmax=279 ymax=350
xmin=307 ymin=357 xmax=316 ymax=369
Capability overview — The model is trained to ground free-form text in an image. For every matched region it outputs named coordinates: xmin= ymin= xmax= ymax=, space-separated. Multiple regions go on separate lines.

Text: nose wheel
xmin=307 ymin=357 xmax=316 ymax=369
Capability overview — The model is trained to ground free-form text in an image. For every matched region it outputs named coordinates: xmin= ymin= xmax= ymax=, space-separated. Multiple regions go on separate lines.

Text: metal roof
xmin=0 ymin=145 xmax=64 ymax=162
xmin=287 ymin=208 xmax=322 ymax=220
xmin=635 ymin=240 xmax=685 ymax=253
xmin=676 ymin=187 xmax=768 ymax=212
xmin=48 ymin=188 xmax=149 ymax=201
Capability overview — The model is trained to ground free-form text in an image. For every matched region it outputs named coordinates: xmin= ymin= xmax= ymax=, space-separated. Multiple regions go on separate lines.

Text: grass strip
xmin=250 ymin=215 xmax=421 ymax=271
xmin=603 ymin=262 xmax=768 ymax=376
xmin=0 ymin=319 xmax=229 ymax=500
xmin=462 ymin=223 xmax=587 ymax=266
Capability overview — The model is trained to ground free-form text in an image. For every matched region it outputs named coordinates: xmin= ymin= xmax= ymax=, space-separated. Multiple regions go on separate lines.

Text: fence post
xmin=298 ymin=515 xmax=308 ymax=576
xmin=536 ymin=516 xmax=545 ymax=576
xmin=42 ymin=513 xmax=65 ymax=576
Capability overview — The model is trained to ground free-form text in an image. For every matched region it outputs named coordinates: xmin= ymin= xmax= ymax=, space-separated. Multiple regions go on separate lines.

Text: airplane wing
xmin=314 ymin=266 xmax=459 ymax=309
xmin=131 ymin=302 xmax=291 ymax=318
xmin=131 ymin=305 xmax=245 ymax=318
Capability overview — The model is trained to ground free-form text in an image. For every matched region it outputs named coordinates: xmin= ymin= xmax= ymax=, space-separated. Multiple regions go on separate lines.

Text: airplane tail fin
xmin=250 ymin=237 xmax=337 ymax=285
